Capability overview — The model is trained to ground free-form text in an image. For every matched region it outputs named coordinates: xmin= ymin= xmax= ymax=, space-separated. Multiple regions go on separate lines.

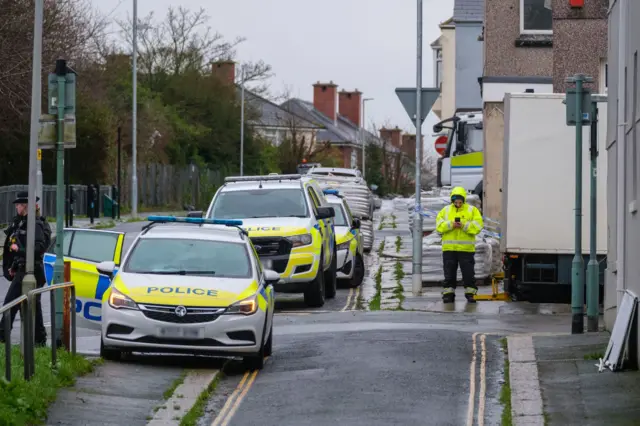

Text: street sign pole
xmin=412 ymin=0 xmax=424 ymax=297
xmin=23 ymin=0 xmax=44 ymax=371
xmin=395 ymin=79 xmax=439 ymax=297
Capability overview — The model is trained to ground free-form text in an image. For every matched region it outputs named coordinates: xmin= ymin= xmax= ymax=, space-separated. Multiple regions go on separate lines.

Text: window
xmin=600 ymin=59 xmax=608 ymax=94
xmin=124 ymin=238 xmax=251 ymax=278
xmin=209 ymin=188 xmax=309 ymax=219
xmin=328 ymin=203 xmax=348 ymax=226
xmin=520 ymin=0 xmax=552 ymax=34
xmin=47 ymin=230 xmax=72 ymax=255
xmin=306 ymin=187 xmax=321 ymax=215
xmin=68 ymin=231 xmax=119 ymax=263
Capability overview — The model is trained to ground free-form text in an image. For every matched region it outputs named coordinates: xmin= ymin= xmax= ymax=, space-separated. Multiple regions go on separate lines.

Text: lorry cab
xmin=435 ymin=112 xmax=484 ymax=197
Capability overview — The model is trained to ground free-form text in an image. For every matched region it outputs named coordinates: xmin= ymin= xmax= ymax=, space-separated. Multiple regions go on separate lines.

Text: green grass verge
xmin=0 ymin=345 xmax=97 ymax=425
xmin=391 ymin=213 xmax=397 ymax=229
xmin=179 ymin=371 xmax=223 ymax=426
xmin=163 ymin=371 xmax=188 ymax=400
xmin=377 ymin=239 xmax=385 ymax=256
xmin=499 ymin=338 xmax=512 ymax=426
xmin=392 ymin=261 xmax=405 ymax=309
xmin=395 ymin=236 xmax=401 ymax=253
xmin=368 ymin=265 xmax=383 ymax=311
xmin=92 ymin=220 xmax=116 ymax=229
xmin=378 ymin=216 xmax=386 ymax=230
xmin=583 ymin=351 xmax=604 ymax=360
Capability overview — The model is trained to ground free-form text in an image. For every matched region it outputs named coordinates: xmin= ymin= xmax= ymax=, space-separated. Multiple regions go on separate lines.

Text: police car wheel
xmin=324 ymin=249 xmax=337 ymax=299
xmin=304 ymin=252 xmax=325 ymax=308
xmin=263 ymin=323 xmax=273 ymax=357
xmin=100 ymin=338 xmax=121 ymax=361
xmin=349 ymin=253 xmax=365 ymax=288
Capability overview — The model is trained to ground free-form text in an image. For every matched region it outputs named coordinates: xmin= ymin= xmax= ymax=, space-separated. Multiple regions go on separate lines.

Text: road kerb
xmin=507 ymin=335 xmax=545 ymax=426
xmin=147 ymin=369 xmax=219 ymax=425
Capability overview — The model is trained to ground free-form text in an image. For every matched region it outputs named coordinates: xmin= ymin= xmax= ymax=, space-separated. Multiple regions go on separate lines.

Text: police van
xmin=202 ymin=174 xmax=337 ymax=308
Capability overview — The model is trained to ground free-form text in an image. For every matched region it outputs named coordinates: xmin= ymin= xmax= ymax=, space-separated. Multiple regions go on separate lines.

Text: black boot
xmin=442 ymin=293 xmax=455 ymax=303
xmin=465 ymin=293 xmax=477 ymax=303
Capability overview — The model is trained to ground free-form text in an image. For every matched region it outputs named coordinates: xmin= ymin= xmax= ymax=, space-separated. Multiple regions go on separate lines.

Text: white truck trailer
xmin=501 ymin=93 xmax=607 ymax=301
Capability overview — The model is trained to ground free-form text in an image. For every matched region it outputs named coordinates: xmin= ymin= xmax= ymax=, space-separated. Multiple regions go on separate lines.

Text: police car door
xmin=306 ymin=185 xmax=332 ymax=270
xmin=44 ymin=229 xmax=125 ymax=330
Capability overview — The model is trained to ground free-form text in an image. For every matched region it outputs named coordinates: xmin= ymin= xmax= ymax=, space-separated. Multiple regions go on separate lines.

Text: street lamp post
xmin=362 ymin=98 xmax=373 ymax=178
xmin=131 ymin=0 xmax=138 ymax=217
xmin=240 ymin=65 xmax=245 ymax=176
xmin=412 ymin=0 xmax=424 ymax=297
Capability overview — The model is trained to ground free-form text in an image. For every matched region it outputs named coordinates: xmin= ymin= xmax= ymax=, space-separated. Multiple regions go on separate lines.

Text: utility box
xmin=565 ymin=88 xmax=592 ymax=126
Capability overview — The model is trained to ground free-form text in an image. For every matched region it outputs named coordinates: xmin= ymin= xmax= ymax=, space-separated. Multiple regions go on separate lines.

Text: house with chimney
xmin=210 ymin=61 xmax=324 ymax=148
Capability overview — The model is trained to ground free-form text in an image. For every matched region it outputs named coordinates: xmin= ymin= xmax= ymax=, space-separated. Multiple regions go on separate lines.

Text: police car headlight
xmin=286 ymin=233 xmax=312 ymax=247
xmin=108 ymin=287 xmax=138 ymax=310
xmin=337 ymin=240 xmax=351 ymax=251
xmin=225 ymin=294 xmax=258 ymax=315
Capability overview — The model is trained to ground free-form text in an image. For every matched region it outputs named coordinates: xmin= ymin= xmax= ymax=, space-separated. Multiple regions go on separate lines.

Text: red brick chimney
xmin=338 ymin=89 xmax=362 ymax=126
xmin=211 ymin=60 xmax=235 ymax=85
xmin=401 ymin=134 xmax=417 ymax=161
xmin=389 ymin=127 xmax=402 ymax=148
xmin=313 ymin=81 xmax=338 ymax=122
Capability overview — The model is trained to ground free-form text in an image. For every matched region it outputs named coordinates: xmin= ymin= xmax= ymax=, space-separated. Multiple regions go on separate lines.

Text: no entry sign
xmin=434 ymin=135 xmax=448 ymax=156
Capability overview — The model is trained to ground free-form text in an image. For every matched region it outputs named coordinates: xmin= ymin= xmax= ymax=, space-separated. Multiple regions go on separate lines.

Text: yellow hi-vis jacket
xmin=435 ymin=187 xmax=484 ymax=252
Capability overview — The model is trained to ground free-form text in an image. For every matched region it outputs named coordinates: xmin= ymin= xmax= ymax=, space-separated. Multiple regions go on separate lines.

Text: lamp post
xmin=131 ymin=0 xmax=138 ymax=217
xmin=240 ymin=64 xmax=245 ymax=176
xmin=362 ymin=98 xmax=373 ymax=178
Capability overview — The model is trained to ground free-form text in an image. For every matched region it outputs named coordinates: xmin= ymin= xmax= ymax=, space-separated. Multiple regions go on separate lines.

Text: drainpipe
xmin=616 ymin=0 xmax=627 ymax=307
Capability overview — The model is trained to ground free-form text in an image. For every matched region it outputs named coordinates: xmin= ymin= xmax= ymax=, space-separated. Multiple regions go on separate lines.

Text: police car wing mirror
xmin=316 ymin=206 xmax=335 ymax=219
xmin=96 ymin=261 xmax=116 ymax=278
xmin=352 ymin=218 xmax=361 ymax=229
xmin=263 ymin=269 xmax=280 ymax=284
xmin=187 ymin=210 xmax=203 ymax=218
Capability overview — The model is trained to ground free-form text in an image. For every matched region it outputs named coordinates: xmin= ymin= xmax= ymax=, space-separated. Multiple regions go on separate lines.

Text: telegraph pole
xmin=240 ymin=65 xmax=245 ymax=176
xmin=411 ymin=0 xmax=424 ymax=297
xmin=131 ymin=0 xmax=138 ymax=217
xmin=587 ymin=99 xmax=600 ymax=332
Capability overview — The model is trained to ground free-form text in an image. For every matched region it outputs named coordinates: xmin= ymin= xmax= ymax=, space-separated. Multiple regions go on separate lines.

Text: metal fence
xmin=1 ymin=281 xmax=76 ymax=381
xmin=0 ymin=162 xmax=229 ymax=225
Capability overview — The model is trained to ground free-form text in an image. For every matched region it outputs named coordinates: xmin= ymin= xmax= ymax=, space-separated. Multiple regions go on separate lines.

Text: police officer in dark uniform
xmin=0 ymin=191 xmax=51 ymax=345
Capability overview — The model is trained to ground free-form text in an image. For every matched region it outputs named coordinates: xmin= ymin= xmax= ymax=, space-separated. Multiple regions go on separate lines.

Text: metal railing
xmin=1 ymin=281 xmax=76 ymax=381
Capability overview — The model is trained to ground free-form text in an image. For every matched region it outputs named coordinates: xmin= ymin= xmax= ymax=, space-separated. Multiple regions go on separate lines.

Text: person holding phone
xmin=435 ymin=186 xmax=484 ymax=303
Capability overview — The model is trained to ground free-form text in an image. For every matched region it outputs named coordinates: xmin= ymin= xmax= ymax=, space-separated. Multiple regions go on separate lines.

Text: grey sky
xmin=97 ymin=0 xmax=454 ymax=154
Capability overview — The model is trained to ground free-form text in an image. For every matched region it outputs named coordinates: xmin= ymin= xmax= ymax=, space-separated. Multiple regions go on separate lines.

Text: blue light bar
xmin=146 ymin=216 xmax=243 ymax=226
xmin=323 ymin=189 xmax=339 ymax=195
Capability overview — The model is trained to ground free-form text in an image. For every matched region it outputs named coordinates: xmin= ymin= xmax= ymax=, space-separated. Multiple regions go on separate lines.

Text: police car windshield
xmin=123 ymin=238 xmax=252 ymax=278
xmin=328 ymin=203 xmax=348 ymax=226
xmin=210 ymin=188 xmax=309 ymax=219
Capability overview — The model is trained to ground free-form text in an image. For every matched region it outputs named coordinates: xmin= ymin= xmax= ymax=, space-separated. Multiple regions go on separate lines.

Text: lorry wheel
xmin=324 ymin=249 xmax=337 ymax=299
xmin=304 ymin=252 xmax=326 ymax=307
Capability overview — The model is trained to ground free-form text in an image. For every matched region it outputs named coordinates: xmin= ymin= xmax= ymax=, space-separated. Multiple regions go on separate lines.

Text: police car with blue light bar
xmin=96 ymin=216 xmax=276 ymax=369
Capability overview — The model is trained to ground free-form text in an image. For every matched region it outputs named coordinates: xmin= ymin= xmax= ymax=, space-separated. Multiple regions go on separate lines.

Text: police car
xmin=323 ymin=190 xmax=365 ymax=287
xmin=47 ymin=216 xmax=277 ymax=370
xmin=200 ymin=174 xmax=336 ymax=308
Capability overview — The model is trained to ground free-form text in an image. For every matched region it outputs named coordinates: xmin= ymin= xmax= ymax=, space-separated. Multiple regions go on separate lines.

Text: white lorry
xmin=501 ymin=93 xmax=608 ymax=301
xmin=434 ymin=111 xmax=484 ymax=199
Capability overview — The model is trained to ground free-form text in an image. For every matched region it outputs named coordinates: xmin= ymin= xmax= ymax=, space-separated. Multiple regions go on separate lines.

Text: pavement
xmin=3 ymin=200 xmax=636 ymax=425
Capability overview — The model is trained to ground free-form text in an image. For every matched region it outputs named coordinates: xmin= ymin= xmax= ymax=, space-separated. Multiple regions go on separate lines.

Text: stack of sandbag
xmin=420 ymin=234 xmax=493 ymax=282
xmin=484 ymin=237 xmax=502 ymax=275
xmin=315 ymin=176 xmax=374 ymax=219
xmin=361 ymin=219 xmax=374 ymax=251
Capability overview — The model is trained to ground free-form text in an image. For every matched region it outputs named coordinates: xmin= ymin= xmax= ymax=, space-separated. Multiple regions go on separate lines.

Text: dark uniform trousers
xmin=0 ymin=265 xmax=47 ymax=344
xmin=443 ymin=251 xmax=477 ymax=292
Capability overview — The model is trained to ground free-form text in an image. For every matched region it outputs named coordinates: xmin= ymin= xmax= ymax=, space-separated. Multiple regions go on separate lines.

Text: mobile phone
xmin=455 ymin=217 xmax=460 ymax=223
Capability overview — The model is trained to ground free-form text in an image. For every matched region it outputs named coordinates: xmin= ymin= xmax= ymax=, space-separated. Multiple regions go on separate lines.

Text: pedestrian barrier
xmin=1 ymin=280 xmax=76 ymax=382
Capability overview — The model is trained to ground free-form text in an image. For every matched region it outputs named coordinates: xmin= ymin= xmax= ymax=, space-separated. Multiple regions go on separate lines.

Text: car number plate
xmin=157 ymin=326 xmax=204 ymax=339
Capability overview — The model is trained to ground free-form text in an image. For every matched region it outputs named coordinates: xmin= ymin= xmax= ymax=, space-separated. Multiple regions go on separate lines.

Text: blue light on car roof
xmin=323 ymin=189 xmax=339 ymax=195
xmin=146 ymin=216 xmax=243 ymax=226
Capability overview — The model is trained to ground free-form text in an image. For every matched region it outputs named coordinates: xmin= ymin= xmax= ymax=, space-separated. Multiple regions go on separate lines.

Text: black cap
xmin=13 ymin=191 xmax=40 ymax=204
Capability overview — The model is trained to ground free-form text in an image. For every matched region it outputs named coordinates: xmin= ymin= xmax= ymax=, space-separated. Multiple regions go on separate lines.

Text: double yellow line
xmin=210 ymin=358 xmax=268 ymax=426
xmin=467 ymin=333 xmax=487 ymax=426
xmin=341 ymin=286 xmax=361 ymax=311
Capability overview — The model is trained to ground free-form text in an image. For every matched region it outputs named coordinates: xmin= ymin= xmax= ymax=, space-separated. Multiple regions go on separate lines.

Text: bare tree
xmin=116 ymin=6 xmax=272 ymax=93
xmin=0 ymin=0 xmax=106 ymax=120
